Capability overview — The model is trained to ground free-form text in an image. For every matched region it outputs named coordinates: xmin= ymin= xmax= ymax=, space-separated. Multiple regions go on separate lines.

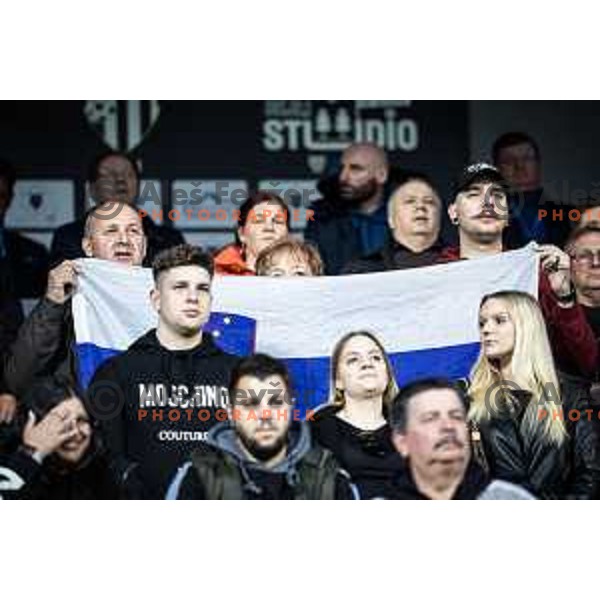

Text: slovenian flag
xmin=72 ymin=245 xmax=538 ymax=416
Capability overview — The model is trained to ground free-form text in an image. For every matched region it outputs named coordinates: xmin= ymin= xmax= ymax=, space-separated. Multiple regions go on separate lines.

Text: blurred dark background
xmin=0 ymin=100 xmax=598 ymax=251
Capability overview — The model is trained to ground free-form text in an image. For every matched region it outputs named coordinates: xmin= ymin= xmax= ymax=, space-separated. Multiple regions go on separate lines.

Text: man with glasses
xmin=568 ymin=224 xmax=600 ymax=335
xmin=565 ymin=226 xmax=600 ymax=461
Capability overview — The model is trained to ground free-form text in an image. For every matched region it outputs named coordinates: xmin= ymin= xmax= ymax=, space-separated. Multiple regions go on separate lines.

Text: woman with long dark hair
xmin=0 ymin=377 xmax=120 ymax=499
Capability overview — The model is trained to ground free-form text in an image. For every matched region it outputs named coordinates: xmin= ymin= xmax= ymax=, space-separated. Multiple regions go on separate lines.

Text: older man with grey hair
xmin=2 ymin=200 xmax=147 ymax=405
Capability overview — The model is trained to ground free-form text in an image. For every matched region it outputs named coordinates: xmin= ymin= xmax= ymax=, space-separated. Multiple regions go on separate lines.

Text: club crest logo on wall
xmin=84 ymin=101 xmax=161 ymax=152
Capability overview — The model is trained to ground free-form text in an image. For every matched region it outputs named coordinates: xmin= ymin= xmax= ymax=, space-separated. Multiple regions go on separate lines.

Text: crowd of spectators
xmin=2 ymin=132 xmax=600 ymax=500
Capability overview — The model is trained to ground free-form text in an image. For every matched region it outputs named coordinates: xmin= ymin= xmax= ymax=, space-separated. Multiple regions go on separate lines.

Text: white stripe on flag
xmin=72 ymin=244 xmax=538 ymax=358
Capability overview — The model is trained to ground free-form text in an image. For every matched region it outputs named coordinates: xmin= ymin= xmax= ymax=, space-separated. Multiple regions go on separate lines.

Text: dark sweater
xmin=311 ymin=410 xmax=405 ymax=499
xmin=90 ymin=329 xmax=239 ymax=499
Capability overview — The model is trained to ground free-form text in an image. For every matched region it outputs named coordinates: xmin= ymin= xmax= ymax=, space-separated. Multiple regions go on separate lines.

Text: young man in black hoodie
xmin=89 ymin=244 xmax=239 ymax=499
xmin=388 ymin=379 xmax=534 ymax=500
xmin=167 ymin=354 xmax=356 ymax=500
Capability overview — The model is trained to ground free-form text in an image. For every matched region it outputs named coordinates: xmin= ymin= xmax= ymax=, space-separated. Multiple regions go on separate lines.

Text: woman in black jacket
xmin=0 ymin=376 xmax=120 ymax=499
xmin=469 ymin=290 xmax=600 ymax=499
xmin=311 ymin=330 xmax=405 ymax=499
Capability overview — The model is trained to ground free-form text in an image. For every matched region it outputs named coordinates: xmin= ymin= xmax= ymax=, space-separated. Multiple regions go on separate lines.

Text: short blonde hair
xmin=255 ymin=236 xmax=324 ymax=276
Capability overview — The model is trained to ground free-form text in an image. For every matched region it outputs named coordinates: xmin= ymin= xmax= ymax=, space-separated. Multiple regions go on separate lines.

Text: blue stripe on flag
xmin=285 ymin=341 xmax=480 ymax=417
xmin=76 ymin=340 xmax=480 ymax=417
xmin=77 ymin=343 xmax=121 ymax=389
xmin=77 ymin=312 xmax=256 ymax=388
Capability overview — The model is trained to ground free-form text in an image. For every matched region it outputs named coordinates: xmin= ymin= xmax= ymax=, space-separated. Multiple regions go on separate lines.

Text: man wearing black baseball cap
xmin=445 ymin=162 xmax=512 ymax=258
xmin=439 ymin=161 xmax=598 ymax=379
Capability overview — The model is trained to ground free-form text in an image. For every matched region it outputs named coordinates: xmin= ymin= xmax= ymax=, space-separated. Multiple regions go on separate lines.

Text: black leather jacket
xmin=471 ymin=380 xmax=600 ymax=499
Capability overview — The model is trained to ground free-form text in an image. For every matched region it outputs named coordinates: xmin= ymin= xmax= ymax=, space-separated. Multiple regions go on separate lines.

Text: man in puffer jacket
xmin=167 ymin=354 xmax=357 ymax=500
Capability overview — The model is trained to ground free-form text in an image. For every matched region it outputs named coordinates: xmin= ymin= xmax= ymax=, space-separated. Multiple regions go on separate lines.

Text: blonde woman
xmin=469 ymin=290 xmax=599 ymax=498
xmin=311 ymin=331 xmax=404 ymax=499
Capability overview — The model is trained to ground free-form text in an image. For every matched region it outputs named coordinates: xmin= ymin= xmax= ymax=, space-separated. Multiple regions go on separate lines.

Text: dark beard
xmin=339 ymin=178 xmax=380 ymax=207
xmin=236 ymin=426 xmax=289 ymax=463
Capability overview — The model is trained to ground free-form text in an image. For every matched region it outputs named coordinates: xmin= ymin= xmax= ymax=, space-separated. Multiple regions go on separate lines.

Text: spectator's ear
xmin=376 ymin=165 xmax=388 ymax=186
xmin=86 ymin=180 xmax=98 ymax=205
xmin=391 ymin=430 xmax=409 ymax=458
xmin=150 ymin=287 xmax=160 ymax=313
xmin=140 ymin=235 xmax=148 ymax=263
xmin=82 ymin=237 xmax=93 ymax=257
xmin=448 ymin=202 xmax=459 ymax=226
xmin=387 ymin=198 xmax=396 ymax=231
xmin=237 ymin=225 xmax=247 ymax=249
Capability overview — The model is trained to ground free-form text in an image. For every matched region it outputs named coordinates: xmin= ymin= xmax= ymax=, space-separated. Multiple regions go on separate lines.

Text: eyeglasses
xmin=570 ymin=249 xmax=600 ymax=267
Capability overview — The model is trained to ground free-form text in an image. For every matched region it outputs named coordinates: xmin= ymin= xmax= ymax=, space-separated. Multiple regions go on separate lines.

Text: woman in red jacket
xmin=214 ymin=191 xmax=289 ymax=276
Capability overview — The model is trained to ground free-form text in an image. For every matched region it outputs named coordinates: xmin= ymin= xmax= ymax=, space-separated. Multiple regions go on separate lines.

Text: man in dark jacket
xmin=343 ymin=172 xmax=444 ymax=274
xmin=0 ymin=261 xmax=23 ymax=426
xmin=564 ymin=223 xmax=600 ymax=455
xmin=167 ymin=353 xmax=356 ymax=500
xmin=304 ymin=143 xmax=390 ymax=275
xmin=0 ymin=157 xmax=49 ymax=298
xmin=388 ymin=378 xmax=534 ymax=500
xmin=492 ymin=131 xmax=571 ymax=249
xmin=2 ymin=200 xmax=147 ymax=399
xmin=440 ymin=162 xmax=598 ymax=379
xmin=568 ymin=223 xmax=600 ymax=336
xmin=89 ymin=244 xmax=239 ymax=499
xmin=50 ymin=150 xmax=183 ymax=267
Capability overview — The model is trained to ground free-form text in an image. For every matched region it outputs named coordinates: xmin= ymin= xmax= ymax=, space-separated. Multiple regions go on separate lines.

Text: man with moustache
xmin=388 ymin=379 xmax=534 ymax=499
xmin=439 ymin=162 xmax=598 ymax=379
xmin=305 ymin=143 xmax=390 ymax=275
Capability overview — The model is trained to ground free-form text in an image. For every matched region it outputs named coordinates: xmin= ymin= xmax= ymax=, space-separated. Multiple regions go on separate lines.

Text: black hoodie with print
xmin=167 ymin=420 xmax=357 ymax=500
xmin=88 ymin=329 xmax=239 ymax=499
